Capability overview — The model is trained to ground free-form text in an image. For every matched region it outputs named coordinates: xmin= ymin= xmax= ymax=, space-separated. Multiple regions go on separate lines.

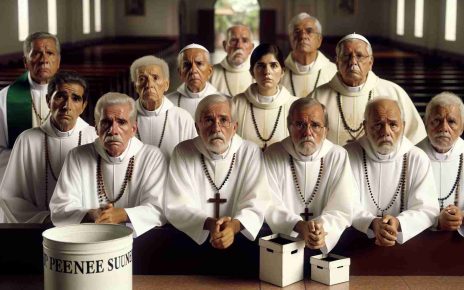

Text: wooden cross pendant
xmin=208 ymin=192 xmax=227 ymax=218
xmin=300 ymin=207 xmax=313 ymax=221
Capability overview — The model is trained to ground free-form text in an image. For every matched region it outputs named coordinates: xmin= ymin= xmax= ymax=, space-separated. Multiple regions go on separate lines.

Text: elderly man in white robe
xmin=0 ymin=71 xmax=96 ymax=223
xmin=281 ymin=13 xmax=337 ymax=98
xmin=130 ymin=55 xmax=196 ymax=159
xmin=417 ymin=92 xmax=464 ymax=236
xmin=314 ymin=33 xmax=426 ymax=146
xmin=0 ymin=32 xmax=61 ymax=183
xmin=265 ymin=98 xmax=354 ymax=253
xmin=347 ymin=98 xmax=439 ymax=246
xmin=165 ymin=94 xmax=269 ymax=249
xmin=211 ymin=25 xmax=254 ymax=97
xmin=167 ymin=43 xmax=219 ymax=117
xmin=50 ymin=92 xmax=166 ymax=237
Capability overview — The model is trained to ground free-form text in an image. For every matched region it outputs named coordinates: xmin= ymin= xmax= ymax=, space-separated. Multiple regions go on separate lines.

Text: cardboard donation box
xmin=310 ymin=253 xmax=350 ymax=285
xmin=259 ymin=234 xmax=305 ymax=287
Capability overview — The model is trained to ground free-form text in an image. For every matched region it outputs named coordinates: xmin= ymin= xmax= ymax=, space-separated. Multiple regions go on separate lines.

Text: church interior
xmin=1 ymin=0 xmax=464 ymax=289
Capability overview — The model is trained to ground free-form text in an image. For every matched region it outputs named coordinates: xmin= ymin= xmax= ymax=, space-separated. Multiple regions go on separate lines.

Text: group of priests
xmin=0 ymin=12 xmax=462 ymax=253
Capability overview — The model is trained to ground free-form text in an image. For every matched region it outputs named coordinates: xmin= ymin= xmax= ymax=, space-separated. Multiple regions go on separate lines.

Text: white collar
xmin=107 ymin=138 xmax=132 ymax=163
xmin=431 ymin=142 xmax=455 ymax=161
xmin=257 ymin=87 xmax=280 ymax=104
xmin=28 ymin=71 xmax=48 ymax=91
xmin=51 ymin=121 xmax=75 ymax=137
xmin=138 ymin=98 xmax=165 ymax=116
xmin=295 ymin=60 xmax=315 ymax=73
xmin=185 ymin=83 xmax=208 ymax=98
xmin=209 ymin=144 xmax=232 ymax=160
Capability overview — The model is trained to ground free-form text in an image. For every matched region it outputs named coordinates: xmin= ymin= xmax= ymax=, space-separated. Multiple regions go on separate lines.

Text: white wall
xmin=0 ymin=0 xmax=113 ymax=56
xmin=113 ymin=0 xmax=179 ymax=37
xmin=390 ymin=0 xmax=464 ymax=56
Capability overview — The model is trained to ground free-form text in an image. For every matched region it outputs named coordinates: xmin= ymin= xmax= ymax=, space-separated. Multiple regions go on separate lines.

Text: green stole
xmin=6 ymin=71 xmax=33 ymax=148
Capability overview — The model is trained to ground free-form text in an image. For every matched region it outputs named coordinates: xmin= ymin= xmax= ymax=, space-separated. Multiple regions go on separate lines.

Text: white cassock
xmin=0 ymin=117 xmax=96 ymax=223
xmin=417 ymin=137 xmax=464 ymax=236
xmin=166 ymin=82 xmax=220 ymax=117
xmin=233 ymin=84 xmax=298 ymax=149
xmin=165 ymin=134 xmax=270 ymax=244
xmin=281 ymin=51 xmax=337 ymax=98
xmin=50 ymin=137 xmax=167 ymax=237
xmin=210 ymin=57 xmax=254 ymax=97
xmin=264 ymin=137 xmax=354 ymax=253
xmin=346 ymin=135 xmax=439 ymax=243
xmin=314 ymin=72 xmax=426 ymax=146
xmin=0 ymin=72 xmax=50 ymax=182
xmin=136 ymin=97 xmax=197 ymax=160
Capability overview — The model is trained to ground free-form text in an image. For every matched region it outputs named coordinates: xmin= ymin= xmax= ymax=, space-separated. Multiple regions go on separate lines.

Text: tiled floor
xmin=2 ymin=275 xmax=464 ymax=290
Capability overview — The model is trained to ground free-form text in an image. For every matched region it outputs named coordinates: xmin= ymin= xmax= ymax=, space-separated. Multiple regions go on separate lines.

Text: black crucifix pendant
xmin=377 ymin=211 xmax=384 ymax=218
xmin=300 ymin=207 xmax=313 ymax=221
xmin=208 ymin=192 xmax=227 ymax=218
xmin=262 ymin=143 xmax=267 ymax=152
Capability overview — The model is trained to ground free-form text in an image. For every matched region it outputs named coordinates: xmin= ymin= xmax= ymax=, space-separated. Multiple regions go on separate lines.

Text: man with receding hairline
xmin=211 ymin=25 xmax=255 ymax=97
xmin=50 ymin=92 xmax=167 ymax=237
xmin=417 ymin=92 xmax=464 ymax=236
xmin=264 ymin=97 xmax=354 ymax=253
xmin=282 ymin=13 xmax=337 ymax=98
xmin=347 ymin=98 xmax=438 ymax=246
xmin=165 ymin=94 xmax=269 ymax=249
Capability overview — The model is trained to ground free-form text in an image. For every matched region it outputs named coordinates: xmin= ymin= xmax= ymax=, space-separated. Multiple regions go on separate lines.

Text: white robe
xmin=233 ymin=84 xmax=298 ymax=149
xmin=314 ymin=72 xmax=427 ymax=146
xmin=0 ymin=72 xmax=50 ymax=182
xmin=136 ymin=97 xmax=197 ymax=160
xmin=281 ymin=51 xmax=337 ymax=98
xmin=210 ymin=57 xmax=254 ymax=97
xmin=50 ymin=137 xmax=167 ymax=237
xmin=346 ymin=136 xmax=439 ymax=243
xmin=166 ymin=82 xmax=220 ymax=117
xmin=264 ymin=137 xmax=354 ymax=253
xmin=165 ymin=134 xmax=270 ymax=245
xmin=0 ymin=117 xmax=96 ymax=223
xmin=417 ymin=137 xmax=464 ymax=236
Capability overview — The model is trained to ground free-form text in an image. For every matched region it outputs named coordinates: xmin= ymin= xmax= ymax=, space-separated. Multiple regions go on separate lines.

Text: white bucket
xmin=43 ymin=224 xmax=133 ymax=290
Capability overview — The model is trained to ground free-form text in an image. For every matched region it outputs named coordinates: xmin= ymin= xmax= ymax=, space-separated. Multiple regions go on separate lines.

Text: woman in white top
xmin=233 ymin=43 xmax=298 ymax=150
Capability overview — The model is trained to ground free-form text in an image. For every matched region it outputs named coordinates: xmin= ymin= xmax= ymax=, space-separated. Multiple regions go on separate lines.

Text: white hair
xmin=287 ymin=13 xmax=322 ymax=36
xmin=194 ymin=94 xmax=235 ymax=123
xmin=177 ymin=43 xmax=210 ymax=68
xmin=364 ymin=98 xmax=405 ymax=122
xmin=23 ymin=32 xmax=61 ymax=57
xmin=130 ymin=55 xmax=169 ymax=82
xmin=425 ymin=91 xmax=464 ymax=125
xmin=94 ymin=92 xmax=137 ymax=127
xmin=226 ymin=24 xmax=253 ymax=41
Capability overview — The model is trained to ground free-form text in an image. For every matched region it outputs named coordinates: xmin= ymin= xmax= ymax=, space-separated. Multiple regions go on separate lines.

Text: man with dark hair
xmin=0 ymin=71 xmax=96 ymax=223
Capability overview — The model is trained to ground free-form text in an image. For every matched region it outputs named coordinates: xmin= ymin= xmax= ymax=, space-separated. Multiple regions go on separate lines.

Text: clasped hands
xmin=83 ymin=203 xmax=129 ymax=224
xmin=438 ymin=205 xmax=463 ymax=231
xmin=294 ymin=220 xmax=327 ymax=250
xmin=204 ymin=216 xmax=241 ymax=250
xmin=371 ymin=215 xmax=400 ymax=247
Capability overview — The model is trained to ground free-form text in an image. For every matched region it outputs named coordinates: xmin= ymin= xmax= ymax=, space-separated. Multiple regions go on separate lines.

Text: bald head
xmin=364 ymin=99 xmax=404 ymax=155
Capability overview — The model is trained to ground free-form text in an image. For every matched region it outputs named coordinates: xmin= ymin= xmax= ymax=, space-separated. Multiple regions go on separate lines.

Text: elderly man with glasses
xmin=264 ymin=97 xmax=354 ymax=253
xmin=313 ymin=33 xmax=425 ymax=146
xmin=165 ymin=94 xmax=270 ymax=249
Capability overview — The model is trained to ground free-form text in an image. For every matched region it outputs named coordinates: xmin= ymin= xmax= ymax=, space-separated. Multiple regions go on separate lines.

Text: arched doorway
xmin=213 ymin=0 xmax=260 ymax=63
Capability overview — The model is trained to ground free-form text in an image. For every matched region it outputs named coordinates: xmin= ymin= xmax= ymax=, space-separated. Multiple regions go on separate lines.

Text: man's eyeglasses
xmin=339 ymin=53 xmax=371 ymax=63
xmin=292 ymin=121 xmax=325 ymax=133
xmin=293 ymin=28 xmax=320 ymax=37
xmin=200 ymin=117 xmax=233 ymax=128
